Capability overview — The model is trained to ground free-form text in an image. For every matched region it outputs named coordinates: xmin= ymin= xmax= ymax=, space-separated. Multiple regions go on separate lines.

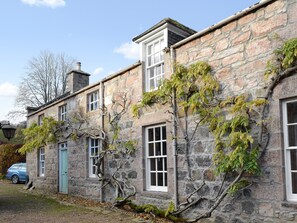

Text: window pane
xmin=160 ymin=39 xmax=164 ymax=49
xmin=165 ymin=173 xmax=168 ymax=186
xmin=291 ymin=150 xmax=297 ymax=170
xmin=288 ymin=125 xmax=297 ymax=147
xmin=149 ymin=67 xmax=155 ymax=78
xmin=150 ymin=159 xmax=156 ymax=171
xmin=149 ymin=143 xmax=154 ymax=156
xmin=157 ymin=158 xmax=163 ymax=171
xmin=148 ymin=45 xmax=152 ymax=55
xmin=154 ymin=53 xmax=159 ymax=64
xmin=148 ymin=56 xmax=152 ymax=66
xmin=157 ymin=173 xmax=163 ymax=186
xmin=155 ymin=127 xmax=160 ymax=140
xmin=156 ymin=76 xmax=162 ymax=87
xmin=150 ymin=79 xmax=155 ymax=90
xmin=292 ymin=172 xmax=297 ymax=193
xmin=164 ymin=158 xmax=167 ymax=171
xmin=148 ymin=129 xmax=154 ymax=142
xmin=156 ymin=142 xmax=161 ymax=156
xmin=163 ymin=142 xmax=167 ymax=155
xmin=162 ymin=126 xmax=166 ymax=139
xmin=287 ymin=102 xmax=297 ymax=124
xmin=155 ymin=41 xmax=159 ymax=51
xmin=151 ymin=173 xmax=156 ymax=186
xmin=156 ymin=64 xmax=161 ymax=75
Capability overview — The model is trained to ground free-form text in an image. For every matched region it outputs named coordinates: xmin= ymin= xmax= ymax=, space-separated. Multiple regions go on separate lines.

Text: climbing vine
xmin=19 ymin=37 xmax=297 ymax=222
xmin=133 ymin=61 xmax=266 ymax=221
xmin=19 ymin=107 xmax=105 ymax=154
xmin=132 ymin=38 xmax=297 ymax=222
xmin=19 ymin=117 xmax=61 ymax=154
xmin=97 ymin=92 xmax=138 ymax=206
xmin=19 ymin=93 xmax=138 ymax=206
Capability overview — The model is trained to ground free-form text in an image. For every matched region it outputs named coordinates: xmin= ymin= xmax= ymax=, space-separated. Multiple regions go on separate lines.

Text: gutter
xmin=172 ymin=0 xmax=277 ymax=49
xmin=101 ymin=61 xmax=142 ymax=83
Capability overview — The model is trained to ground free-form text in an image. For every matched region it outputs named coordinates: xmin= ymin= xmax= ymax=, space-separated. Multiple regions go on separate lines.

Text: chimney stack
xmin=76 ymin=62 xmax=81 ymax=71
xmin=66 ymin=62 xmax=90 ymax=93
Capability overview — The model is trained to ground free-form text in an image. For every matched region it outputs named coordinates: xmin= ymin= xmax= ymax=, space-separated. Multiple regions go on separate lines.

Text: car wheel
xmin=11 ymin=175 xmax=19 ymax=184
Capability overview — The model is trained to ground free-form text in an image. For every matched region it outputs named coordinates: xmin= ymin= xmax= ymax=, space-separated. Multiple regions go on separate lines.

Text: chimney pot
xmin=76 ymin=62 xmax=81 ymax=71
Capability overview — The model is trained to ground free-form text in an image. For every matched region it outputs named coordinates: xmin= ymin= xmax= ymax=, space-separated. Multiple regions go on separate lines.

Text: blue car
xmin=6 ymin=163 xmax=28 ymax=184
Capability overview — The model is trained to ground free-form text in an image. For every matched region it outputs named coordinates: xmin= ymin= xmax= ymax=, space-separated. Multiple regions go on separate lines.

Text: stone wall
xmin=172 ymin=0 xmax=297 ymax=222
xmin=25 ymin=0 xmax=297 ymax=221
xmin=27 ymin=81 xmax=104 ymax=199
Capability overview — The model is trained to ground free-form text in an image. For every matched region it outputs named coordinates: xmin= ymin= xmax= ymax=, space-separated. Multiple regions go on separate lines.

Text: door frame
xmin=59 ymin=142 xmax=68 ymax=194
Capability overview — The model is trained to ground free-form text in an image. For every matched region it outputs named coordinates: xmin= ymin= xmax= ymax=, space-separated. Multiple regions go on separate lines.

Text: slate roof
xmin=132 ymin=17 xmax=196 ymax=42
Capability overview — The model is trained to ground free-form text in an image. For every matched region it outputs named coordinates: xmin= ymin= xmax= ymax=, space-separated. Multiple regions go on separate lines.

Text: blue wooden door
xmin=59 ymin=143 xmax=68 ymax=194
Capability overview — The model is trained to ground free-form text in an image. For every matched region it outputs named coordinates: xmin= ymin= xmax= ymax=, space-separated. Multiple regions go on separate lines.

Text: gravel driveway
xmin=0 ymin=180 xmax=168 ymax=223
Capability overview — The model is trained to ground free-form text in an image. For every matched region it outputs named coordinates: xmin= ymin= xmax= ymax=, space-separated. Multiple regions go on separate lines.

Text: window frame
xmin=59 ymin=104 xmax=67 ymax=121
xmin=145 ymin=37 xmax=165 ymax=92
xmin=145 ymin=124 xmax=168 ymax=192
xmin=38 ymin=114 xmax=44 ymax=126
xmin=38 ymin=147 xmax=45 ymax=177
xmin=87 ymin=91 xmax=99 ymax=112
xmin=283 ymin=99 xmax=297 ymax=202
xmin=88 ymin=138 xmax=101 ymax=178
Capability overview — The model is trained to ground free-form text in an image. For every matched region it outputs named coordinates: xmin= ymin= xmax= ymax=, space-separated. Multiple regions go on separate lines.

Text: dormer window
xmin=146 ymin=37 xmax=165 ymax=91
xmin=133 ymin=18 xmax=196 ymax=93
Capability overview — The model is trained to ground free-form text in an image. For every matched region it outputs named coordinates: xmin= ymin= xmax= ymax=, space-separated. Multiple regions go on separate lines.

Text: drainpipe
xmin=170 ymin=46 xmax=179 ymax=208
xmin=99 ymin=81 xmax=105 ymax=203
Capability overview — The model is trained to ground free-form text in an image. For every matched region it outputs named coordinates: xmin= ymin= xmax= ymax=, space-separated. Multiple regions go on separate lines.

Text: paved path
xmin=0 ymin=180 xmax=145 ymax=223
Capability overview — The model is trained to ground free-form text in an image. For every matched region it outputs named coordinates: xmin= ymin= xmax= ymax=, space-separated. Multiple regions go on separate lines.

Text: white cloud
xmin=114 ymin=42 xmax=139 ymax=60
xmin=93 ymin=67 xmax=104 ymax=75
xmin=0 ymin=83 xmax=18 ymax=97
xmin=21 ymin=0 xmax=66 ymax=8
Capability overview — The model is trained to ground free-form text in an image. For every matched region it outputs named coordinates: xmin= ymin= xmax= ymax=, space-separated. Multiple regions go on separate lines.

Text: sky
xmin=0 ymin=0 xmax=260 ymax=123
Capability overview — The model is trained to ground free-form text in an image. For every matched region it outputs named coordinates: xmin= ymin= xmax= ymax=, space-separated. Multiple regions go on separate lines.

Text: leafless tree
xmin=9 ymin=51 xmax=75 ymax=119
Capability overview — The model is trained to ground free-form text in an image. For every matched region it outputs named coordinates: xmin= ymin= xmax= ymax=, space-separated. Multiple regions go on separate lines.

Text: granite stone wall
xmin=172 ymin=0 xmax=297 ymax=221
xmin=26 ymin=0 xmax=297 ymax=221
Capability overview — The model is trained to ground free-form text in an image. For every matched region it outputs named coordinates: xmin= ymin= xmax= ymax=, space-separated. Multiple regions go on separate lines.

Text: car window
xmin=10 ymin=163 xmax=26 ymax=170
xmin=10 ymin=165 xmax=19 ymax=170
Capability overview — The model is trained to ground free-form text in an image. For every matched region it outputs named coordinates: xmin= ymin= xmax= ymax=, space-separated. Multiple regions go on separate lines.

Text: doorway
xmin=59 ymin=142 xmax=68 ymax=194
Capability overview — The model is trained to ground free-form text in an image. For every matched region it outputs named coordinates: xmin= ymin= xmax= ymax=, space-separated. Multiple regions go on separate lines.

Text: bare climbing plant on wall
xmin=96 ymin=92 xmax=138 ymax=206
xmin=18 ymin=37 xmax=297 ymax=222
xmin=19 ymin=93 xmax=138 ymax=206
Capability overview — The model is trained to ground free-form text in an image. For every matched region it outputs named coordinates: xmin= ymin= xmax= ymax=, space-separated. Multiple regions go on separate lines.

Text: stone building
xmin=26 ymin=0 xmax=297 ymax=221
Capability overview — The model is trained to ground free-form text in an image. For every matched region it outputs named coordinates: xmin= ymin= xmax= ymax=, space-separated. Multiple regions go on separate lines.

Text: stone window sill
xmin=86 ymin=177 xmax=99 ymax=182
xmin=281 ymin=201 xmax=297 ymax=209
xmin=140 ymin=191 xmax=171 ymax=200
